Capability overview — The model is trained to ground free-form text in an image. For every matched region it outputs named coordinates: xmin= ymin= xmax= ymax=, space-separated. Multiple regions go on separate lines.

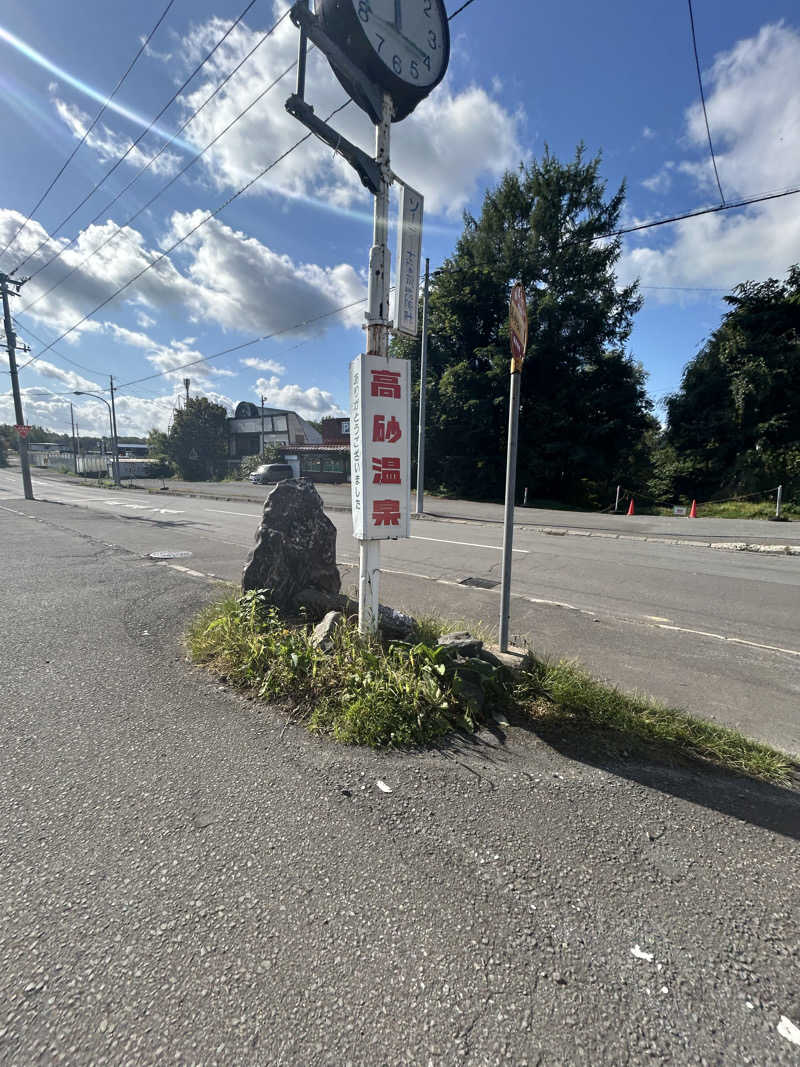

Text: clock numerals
xmin=392 ymin=54 xmax=402 ymax=74
xmin=424 ymin=0 xmax=432 ymax=14
xmin=374 ymin=32 xmax=385 ymax=53
xmin=423 ymin=53 xmax=431 ymax=71
xmin=428 ymin=29 xmax=437 ymax=50
xmin=358 ymin=0 xmax=370 ymax=22
xmin=409 ymin=59 xmax=419 ymax=80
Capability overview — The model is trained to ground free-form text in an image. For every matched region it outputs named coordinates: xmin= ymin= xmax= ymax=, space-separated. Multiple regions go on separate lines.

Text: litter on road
xmin=631 ymin=945 xmax=655 ymax=962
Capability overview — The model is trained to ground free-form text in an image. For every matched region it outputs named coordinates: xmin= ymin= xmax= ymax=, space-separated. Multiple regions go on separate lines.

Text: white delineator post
xmin=359 ymin=94 xmax=393 ymax=635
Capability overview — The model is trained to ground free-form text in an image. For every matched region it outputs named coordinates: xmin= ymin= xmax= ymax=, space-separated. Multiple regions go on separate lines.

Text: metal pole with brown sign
xmin=499 ymin=283 xmax=528 ymax=652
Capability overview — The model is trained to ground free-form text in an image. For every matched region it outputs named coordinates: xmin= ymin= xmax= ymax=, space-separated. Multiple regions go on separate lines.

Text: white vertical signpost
xmin=499 ymin=282 xmax=528 ymax=652
xmin=285 ymin=0 xmax=450 ymax=635
xmin=395 ymin=185 xmax=424 ymax=338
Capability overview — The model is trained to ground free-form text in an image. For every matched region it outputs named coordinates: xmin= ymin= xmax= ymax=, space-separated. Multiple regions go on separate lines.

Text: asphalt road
xmin=51 ymin=468 xmax=800 ymax=545
xmin=2 ymin=467 xmax=798 ymax=755
xmin=1 ymin=505 xmax=798 ymax=1065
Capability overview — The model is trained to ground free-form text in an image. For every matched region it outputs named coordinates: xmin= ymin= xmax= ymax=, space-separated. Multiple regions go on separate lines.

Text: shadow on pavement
xmin=440 ymin=718 xmax=800 ymax=842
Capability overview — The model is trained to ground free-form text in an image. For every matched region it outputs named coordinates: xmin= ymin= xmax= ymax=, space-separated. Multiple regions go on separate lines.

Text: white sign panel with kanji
xmin=394 ymin=185 xmax=423 ymax=337
xmin=350 ymin=354 xmax=411 ymax=541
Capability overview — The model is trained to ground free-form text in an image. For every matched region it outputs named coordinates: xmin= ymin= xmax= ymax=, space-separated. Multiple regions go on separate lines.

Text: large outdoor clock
xmin=318 ymin=0 xmax=450 ymax=122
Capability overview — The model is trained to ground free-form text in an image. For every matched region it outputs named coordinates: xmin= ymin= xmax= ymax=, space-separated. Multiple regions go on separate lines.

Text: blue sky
xmin=1 ymin=0 xmax=798 ymax=438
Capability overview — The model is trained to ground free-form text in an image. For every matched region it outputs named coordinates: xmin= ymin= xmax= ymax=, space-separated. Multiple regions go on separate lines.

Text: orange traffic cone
xmin=689 ymin=499 xmax=697 ymax=518
xmin=626 ymin=498 xmax=635 ymax=516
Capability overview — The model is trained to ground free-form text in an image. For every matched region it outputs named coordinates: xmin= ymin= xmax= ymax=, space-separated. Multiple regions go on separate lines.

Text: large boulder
xmin=242 ymin=479 xmax=340 ymax=609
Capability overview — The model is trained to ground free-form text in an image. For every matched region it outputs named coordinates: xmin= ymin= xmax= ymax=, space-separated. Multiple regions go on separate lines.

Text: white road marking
xmin=411 ymin=534 xmax=528 ymax=553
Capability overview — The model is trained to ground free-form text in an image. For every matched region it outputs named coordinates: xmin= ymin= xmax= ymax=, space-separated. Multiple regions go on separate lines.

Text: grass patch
xmin=656 ymin=500 xmax=798 ymax=520
xmin=187 ymin=591 xmax=793 ymax=786
xmin=516 ymin=659 xmax=792 ymax=785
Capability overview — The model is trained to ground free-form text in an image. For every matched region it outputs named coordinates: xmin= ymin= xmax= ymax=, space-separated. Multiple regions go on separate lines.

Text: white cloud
xmin=33 ymin=359 xmax=103 ymax=395
xmin=136 ymin=311 xmax=156 ymax=328
xmin=0 ymin=385 xmax=233 ymax=439
xmin=53 ymin=99 xmax=181 ymax=177
xmin=642 ymin=161 xmax=675 ymax=194
xmin=164 ymin=211 xmax=366 ymax=335
xmin=254 ymin=376 xmax=344 ymax=421
xmin=642 ymin=126 xmax=656 ymax=140
xmin=0 ymin=207 xmax=365 ymax=350
xmin=175 ymin=12 xmax=524 ymax=217
xmin=623 ymin=22 xmax=800 ymax=299
xmin=241 ymin=357 xmax=287 ymax=374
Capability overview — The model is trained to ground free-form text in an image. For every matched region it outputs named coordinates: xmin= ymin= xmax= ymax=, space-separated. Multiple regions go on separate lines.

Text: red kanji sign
xmin=372 ymin=457 xmax=401 ymax=484
xmin=350 ymin=354 xmax=410 ymax=541
xmin=373 ymin=499 xmax=401 ymax=526
xmin=370 ymin=369 xmax=402 ymax=399
xmin=15 ymin=425 xmax=31 ymax=438
xmin=372 ymin=414 xmax=402 ymax=443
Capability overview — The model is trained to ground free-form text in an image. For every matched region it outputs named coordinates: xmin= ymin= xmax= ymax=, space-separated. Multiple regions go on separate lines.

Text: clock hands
xmin=394 ymin=0 xmax=402 ymax=32
xmin=368 ymin=10 xmax=431 ymax=63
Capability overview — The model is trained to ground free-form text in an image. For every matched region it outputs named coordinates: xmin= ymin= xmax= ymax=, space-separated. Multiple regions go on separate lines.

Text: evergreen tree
xmin=394 ymin=146 xmax=651 ymax=504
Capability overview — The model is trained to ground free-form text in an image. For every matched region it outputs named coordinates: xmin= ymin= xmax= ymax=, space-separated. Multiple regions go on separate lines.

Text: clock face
xmin=350 ymin=0 xmax=448 ymax=89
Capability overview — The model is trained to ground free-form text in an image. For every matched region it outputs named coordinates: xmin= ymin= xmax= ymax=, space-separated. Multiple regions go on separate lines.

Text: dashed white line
xmin=411 ymin=534 xmax=528 ymax=553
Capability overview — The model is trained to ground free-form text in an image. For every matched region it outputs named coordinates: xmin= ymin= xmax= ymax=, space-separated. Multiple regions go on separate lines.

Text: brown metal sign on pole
xmin=499 ymin=282 xmax=528 ymax=652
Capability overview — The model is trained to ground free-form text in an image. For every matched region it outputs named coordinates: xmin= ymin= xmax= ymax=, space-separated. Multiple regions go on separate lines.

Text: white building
xmin=227 ymin=401 xmax=322 ymax=462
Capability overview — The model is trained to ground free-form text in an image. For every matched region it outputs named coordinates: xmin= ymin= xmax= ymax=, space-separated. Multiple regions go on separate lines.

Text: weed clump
xmin=187 ymin=590 xmax=793 ymax=785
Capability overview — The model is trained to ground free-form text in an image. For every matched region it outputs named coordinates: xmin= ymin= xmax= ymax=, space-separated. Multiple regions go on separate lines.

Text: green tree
xmin=165 ymin=397 xmax=229 ymax=480
xmin=660 ymin=265 xmax=800 ymax=502
xmin=394 ymin=146 xmax=651 ymax=505
xmin=145 ymin=427 xmax=174 ymax=478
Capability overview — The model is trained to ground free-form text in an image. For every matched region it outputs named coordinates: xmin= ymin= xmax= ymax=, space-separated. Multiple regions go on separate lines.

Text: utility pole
xmin=109 ymin=375 xmax=121 ymax=486
xmin=183 ymin=377 xmax=190 ymax=408
xmin=69 ymin=402 xmax=78 ymax=473
xmin=261 ymin=394 xmax=266 ymax=455
xmin=0 ymin=272 xmax=33 ymax=500
xmin=415 ymin=257 xmax=430 ymax=516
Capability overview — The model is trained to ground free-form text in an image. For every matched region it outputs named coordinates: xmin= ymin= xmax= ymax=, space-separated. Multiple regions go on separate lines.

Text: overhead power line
xmin=598 ymin=183 xmax=800 ymax=240
xmin=13 ymin=0 xmax=266 ymax=277
xmin=448 ymin=0 xmax=479 ymax=19
xmin=23 ymin=7 xmax=289 ymax=291
xmin=117 ymin=296 xmax=369 ymax=390
xmin=11 ymin=316 xmax=108 ymax=378
xmin=19 ymin=100 xmax=350 ymax=372
xmin=0 ymin=0 xmax=176 ymax=264
xmin=687 ymin=0 xmax=725 ymax=205
xmin=19 ymin=54 xmax=298 ymax=319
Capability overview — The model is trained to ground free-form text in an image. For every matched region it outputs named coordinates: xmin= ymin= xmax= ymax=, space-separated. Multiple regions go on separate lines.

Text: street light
xmin=73 ymin=391 xmax=121 ymax=486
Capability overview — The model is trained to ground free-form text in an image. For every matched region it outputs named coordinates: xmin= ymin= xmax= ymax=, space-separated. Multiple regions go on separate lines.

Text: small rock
xmin=479 ymin=645 xmax=529 ymax=672
xmin=438 ymin=632 xmax=483 ymax=657
xmin=310 ymin=611 xmax=344 ymax=652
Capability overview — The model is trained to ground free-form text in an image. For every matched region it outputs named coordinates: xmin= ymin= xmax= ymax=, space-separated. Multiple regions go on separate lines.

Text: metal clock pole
xmin=359 ymin=92 xmax=394 ymax=635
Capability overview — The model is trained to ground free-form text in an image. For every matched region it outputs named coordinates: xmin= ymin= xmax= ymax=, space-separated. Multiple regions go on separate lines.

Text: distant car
xmin=249 ymin=462 xmax=294 ymax=485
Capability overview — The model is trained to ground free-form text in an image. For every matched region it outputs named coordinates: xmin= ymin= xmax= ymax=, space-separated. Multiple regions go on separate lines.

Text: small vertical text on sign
xmin=350 ymin=354 xmax=411 ymax=540
xmin=395 ymin=185 xmax=424 ymax=337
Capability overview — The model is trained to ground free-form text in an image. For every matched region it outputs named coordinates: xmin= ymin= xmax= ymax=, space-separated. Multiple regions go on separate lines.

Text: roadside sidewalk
xmin=1 ymin=506 xmax=799 ymax=1064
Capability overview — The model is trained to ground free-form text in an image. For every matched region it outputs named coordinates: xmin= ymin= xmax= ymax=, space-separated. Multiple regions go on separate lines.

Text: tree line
xmin=393 ymin=147 xmax=800 ymax=509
